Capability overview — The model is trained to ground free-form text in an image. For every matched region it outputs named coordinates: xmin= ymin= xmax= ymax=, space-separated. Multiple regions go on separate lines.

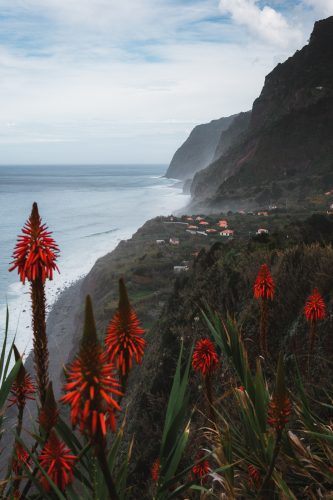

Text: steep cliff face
xmin=191 ymin=16 xmax=333 ymax=211
xmin=212 ymin=111 xmax=251 ymax=162
xmin=165 ymin=114 xmax=237 ymax=180
xmin=251 ymin=16 xmax=333 ymax=131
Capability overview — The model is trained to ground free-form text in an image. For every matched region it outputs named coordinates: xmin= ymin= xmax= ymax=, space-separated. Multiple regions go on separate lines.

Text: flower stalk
xmin=304 ymin=288 xmax=326 ymax=356
xmin=254 ymin=264 xmax=275 ymax=356
xmin=192 ymin=338 xmax=219 ymax=427
xmin=259 ymin=353 xmax=291 ymax=496
xmin=61 ymin=295 xmax=121 ymax=499
xmin=5 ymin=346 xmax=35 ymax=498
xmin=9 ymin=202 xmax=59 ymax=404
xmin=106 ymin=278 xmax=145 ymax=392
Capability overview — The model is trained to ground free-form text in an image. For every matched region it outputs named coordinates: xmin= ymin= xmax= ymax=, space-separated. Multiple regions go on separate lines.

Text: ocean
xmin=0 ymin=164 xmax=188 ymax=358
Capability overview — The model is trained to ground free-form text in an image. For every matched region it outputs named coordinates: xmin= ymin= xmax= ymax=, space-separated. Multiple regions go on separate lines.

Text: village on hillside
xmin=145 ymin=205 xmax=331 ymax=274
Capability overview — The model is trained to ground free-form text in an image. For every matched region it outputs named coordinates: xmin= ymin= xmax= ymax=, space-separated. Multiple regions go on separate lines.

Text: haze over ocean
xmin=0 ymin=164 xmax=188 ymax=357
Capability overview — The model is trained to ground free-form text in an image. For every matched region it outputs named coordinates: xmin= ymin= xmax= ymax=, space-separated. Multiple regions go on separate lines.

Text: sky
xmin=0 ymin=0 xmax=332 ymax=165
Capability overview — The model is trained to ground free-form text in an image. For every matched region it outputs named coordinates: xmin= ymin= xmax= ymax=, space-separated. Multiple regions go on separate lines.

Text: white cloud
xmin=303 ymin=0 xmax=333 ymax=17
xmin=219 ymin=0 xmax=303 ymax=48
xmin=0 ymin=38 xmax=284 ymax=162
xmin=0 ymin=0 xmax=329 ymax=163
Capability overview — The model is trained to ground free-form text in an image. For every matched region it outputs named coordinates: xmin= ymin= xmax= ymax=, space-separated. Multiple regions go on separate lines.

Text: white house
xmin=156 ymin=239 xmax=165 ymax=245
xmin=256 ymin=228 xmax=269 ymax=235
xmin=174 ymin=265 xmax=189 ymax=273
xmin=169 ymin=237 xmax=180 ymax=245
xmin=220 ymin=229 xmax=234 ymax=237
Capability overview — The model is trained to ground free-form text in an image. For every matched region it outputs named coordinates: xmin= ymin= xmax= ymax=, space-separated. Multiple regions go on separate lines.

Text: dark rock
xmin=165 ymin=114 xmax=238 ymax=180
xmin=190 ymin=16 xmax=333 ymax=211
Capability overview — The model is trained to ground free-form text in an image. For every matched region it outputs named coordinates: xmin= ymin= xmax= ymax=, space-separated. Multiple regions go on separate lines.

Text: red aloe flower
xmin=267 ymin=395 xmax=291 ymax=431
xmin=254 ymin=264 xmax=275 ymax=300
xmin=192 ymin=451 xmax=210 ymax=480
xmin=151 ymin=458 xmax=160 ymax=482
xmin=254 ymin=264 xmax=275 ymax=355
xmin=267 ymin=354 xmax=291 ymax=432
xmin=38 ymin=431 xmax=76 ymax=492
xmin=39 ymin=382 xmax=59 ymax=433
xmin=304 ymin=288 xmax=326 ymax=323
xmin=105 ymin=278 xmax=145 ymax=379
xmin=12 ymin=443 xmax=31 ymax=475
xmin=304 ymin=288 xmax=326 ymax=355
xmin=192 ymin=338 xmax=219 ymax=376
xmin=8 ymin=346 xmax=35 ymax=408
xmin=9 ymin=203 xmax=58 ymax=404
xmin=9 ymin=202 xmax=59 ymax=284
xmin=248 ymin=464 xmax=261 ymax=490
xmin=8 ymin=372 xmax=35 ymax=408
xmin=61 ymin=296 xmax=123 ymax=439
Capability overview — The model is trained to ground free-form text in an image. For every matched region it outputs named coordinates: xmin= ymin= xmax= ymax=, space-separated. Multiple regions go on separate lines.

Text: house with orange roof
xmin=217 ymin=220 xmax=228 ymax=228
xmin=199 ymin=220 xmax=209 ymax=226
xmin=206 ymin=228 xmax=217 ymax=233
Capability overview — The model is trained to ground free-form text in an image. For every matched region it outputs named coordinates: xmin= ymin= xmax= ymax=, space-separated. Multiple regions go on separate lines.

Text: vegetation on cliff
xmin=1 ymin=203 xmax=332 ymax=499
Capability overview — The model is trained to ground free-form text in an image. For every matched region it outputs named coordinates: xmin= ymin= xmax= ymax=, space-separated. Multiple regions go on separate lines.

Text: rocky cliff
xmin=212 ymin=111 xmax=251 ymax=162
xmin=191 ymin=16 xmax=333 ymax=212
xmin=165 ymin=114 xmax=237 ymax=180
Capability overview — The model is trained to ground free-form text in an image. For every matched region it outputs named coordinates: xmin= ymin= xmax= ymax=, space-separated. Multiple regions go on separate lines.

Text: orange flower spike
xmin=9 ymin=202 xmax=59 ymax=284
xmin=304 ymin=288 xmax=326 ymax=356
xmin=267 ymin=354 xmax=291 ymax=432
xmin=38 ymin=431 xmax=76 ymax=492
xmin=304 ymin=288 xmax=326 ymax=323
xmin=105 ymin=278 xmax=145 ymax=378
xmin=248 ymin=464 xmax=261 ymax=490
xmin=12 ymin=443 xmax=31 ymax=475
xmin=61 ymin=296 xmax=123 ymax=441
xmin=151 ymin=458 xmax=160 ymax=482
xmin=254 ymin=264 xmax=275 ymax=301
xmin=254 ymin=263 xmax=275 ymax=355
xmin=8 ymin=346 xmax=36 ymax=408
xmin=192 ymin=451 xmax=210 ymax=480
xmin=192 ymin=338 xmax=219 ymax=376
xmin=39 ymin=382 xmax=59 ymax=433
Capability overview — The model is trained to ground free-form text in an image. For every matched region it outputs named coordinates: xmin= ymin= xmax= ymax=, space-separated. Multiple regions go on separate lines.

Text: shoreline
xmin=25 ymin=278 xmax=84 ymax=398
xmin=0 ymin=165 xmax=189 ymax=357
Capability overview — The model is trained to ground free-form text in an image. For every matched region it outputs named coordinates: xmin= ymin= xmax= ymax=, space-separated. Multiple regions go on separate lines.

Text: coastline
xmin=0 ymin=165 xmax=188 ymax=357
xmin=23 ymin=208 xmax=186 ymax=394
